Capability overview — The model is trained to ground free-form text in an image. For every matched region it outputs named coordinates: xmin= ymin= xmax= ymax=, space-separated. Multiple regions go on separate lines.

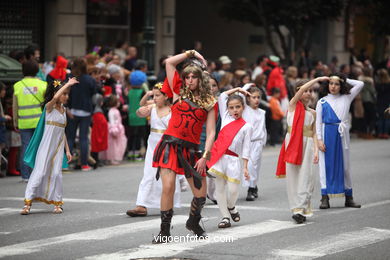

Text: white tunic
xmin=24 ymin=108 xmax=66 ymax=205
xmin=316 ymin=79 xmax=363 ymax=191
xmin=285 ymin=109 xmax=317 ymax=216
xmin=135 ymin=107 xmax=181 ymax=208
xmin=208 ymin=93 xmax=252 ymax=184
xmin=241 ymin=84 xmax=267 ymax=187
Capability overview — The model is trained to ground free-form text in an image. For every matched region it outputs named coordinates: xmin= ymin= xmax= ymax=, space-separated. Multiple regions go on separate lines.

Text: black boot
xmin=319 ymin=195 xmax=330 ymax=209
xmin=253 ymin=186 xmax=259 ymax=198
xmin=186 ymin=197 xmax=207 ymax=238
xmin=345 ymin=195 xmax=361 ymax=208
xmin=152 ymin=209 xmax=173 ymax=244
xmin=246 ymin=188 xmax=255 ymax=201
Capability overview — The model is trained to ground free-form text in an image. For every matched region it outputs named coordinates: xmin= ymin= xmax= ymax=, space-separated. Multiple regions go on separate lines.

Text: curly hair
xmin=180 ymin=65 xmax=215 ymax=109
xmin=319 ymin=72 xmax=350 ymax=97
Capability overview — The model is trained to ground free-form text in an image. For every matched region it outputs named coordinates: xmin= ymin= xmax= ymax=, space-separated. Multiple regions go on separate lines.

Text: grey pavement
xmin=0 ymin=138 xmax=389 ymax=259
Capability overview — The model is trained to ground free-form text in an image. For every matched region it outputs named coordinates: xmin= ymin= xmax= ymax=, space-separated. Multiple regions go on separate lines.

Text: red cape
xmin=207 ymin=117 xmax=246 ymax=168
xmin=275 ymin=101 xmax=305 ymax=178
xmin=49 ymin=55 xmax=68 ymax=81
xmin=91 ymin=112 xmax=108 ymax=153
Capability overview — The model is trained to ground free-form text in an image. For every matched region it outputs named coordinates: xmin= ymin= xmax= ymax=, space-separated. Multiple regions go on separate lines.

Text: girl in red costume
xmin=276 ymin=77 xmax=327 ymax=224
xmin=152 ymin=50 xmax=216 ymax=243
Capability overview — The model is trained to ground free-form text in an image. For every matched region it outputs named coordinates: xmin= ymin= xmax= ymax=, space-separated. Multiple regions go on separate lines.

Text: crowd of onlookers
xmin=1 ymin=42 xmax=389 ymax=179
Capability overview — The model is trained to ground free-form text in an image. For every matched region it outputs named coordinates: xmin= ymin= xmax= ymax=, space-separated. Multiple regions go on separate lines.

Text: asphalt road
xmin=0 ymin=138 xmax=389 ymax=260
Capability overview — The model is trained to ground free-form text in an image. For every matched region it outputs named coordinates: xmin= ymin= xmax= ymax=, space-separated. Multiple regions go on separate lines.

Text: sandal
xmin=20 ymin=205 xmax=31 ymax=215
xmin=218 ymin=217 xmax=231 ymax=228
xmin=53 ymin=206 xmax=63 ymax=214
xmin=228 ymin=207 xmax=240 ymax=222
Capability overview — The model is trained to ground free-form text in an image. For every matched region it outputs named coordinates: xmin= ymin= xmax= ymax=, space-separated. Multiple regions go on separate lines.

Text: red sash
xmin=275 ymin=101 xmax=305 ymax=178
xmin=207 ymin=118 xmax=246 ymax=168
xmin=161 ymin=71 xmax=182 ymax=98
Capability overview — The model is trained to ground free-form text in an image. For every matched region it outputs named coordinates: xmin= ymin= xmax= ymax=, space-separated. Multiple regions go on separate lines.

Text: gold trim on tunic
xmin=208 ymin=168 xmax=240 ymax=184
xmin=46 ymin=121 xmax=66 ymax=128
xmin=287 ymin=126 xmax=314 ymax=137
xmin=328 ymin=193 xmax=345 ymax=198
xmin=276 ymin=175 xmax=286 ymax=179
xmin=150 ymin=128 xmax=166 ymax=134
xmin=24 ymin=198 xmax=64 ymax=206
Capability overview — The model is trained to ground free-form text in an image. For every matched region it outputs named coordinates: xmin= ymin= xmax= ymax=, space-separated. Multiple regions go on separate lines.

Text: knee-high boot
xmin=186 ymin=197 xmax=207 ymax=238
xmin=152 ymin=209 xmax=173 ymax=244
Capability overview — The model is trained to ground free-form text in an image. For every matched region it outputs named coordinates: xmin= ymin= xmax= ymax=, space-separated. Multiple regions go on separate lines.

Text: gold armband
xmin=185 ymin=50 xmax=195 ymax=58
xmin=202 ymin=150 xmax=211 ymax=160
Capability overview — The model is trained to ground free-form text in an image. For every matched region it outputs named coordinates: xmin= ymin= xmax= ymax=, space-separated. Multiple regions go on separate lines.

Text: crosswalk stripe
xmin=0 ymin=215 xmax=189 ymax=258
xmin=271 ymin=227 xmax=390 ymax=259
xmin=0 ymin=208 xmax=46 ymax=216
xmin=80 ymin=219 xmax=305 ymax=260
xmin=0 ymin=197 xmax=285 ymax=211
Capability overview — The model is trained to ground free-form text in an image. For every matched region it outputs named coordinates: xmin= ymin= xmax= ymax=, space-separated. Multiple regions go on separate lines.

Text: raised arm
xmin=46 ymin=78 xmax=79 ymax=112
xmin=289 ymin=76 xmax=329 ymax=112
xmin=165 ymin=50 xmax=207 ymax=103
xmin=136 ymin=104 xmax=153 ymax=118
xmin=139 ymin=91 xmax=153 ymax=106
xmin=347 ymin=78 xmax=364 ymax=100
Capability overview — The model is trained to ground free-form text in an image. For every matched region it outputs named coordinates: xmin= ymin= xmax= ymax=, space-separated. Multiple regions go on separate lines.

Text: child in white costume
xmin=126 ymin=83 xmax=181 ymax=217
xmin=240 ymin=83 xmax=267 ymax=201
xmin=207 ymin=89 xmax=252 ymax=228
xmin=276 ymin=77 xmax=326 ymax=224
xmin=316 ymin=74 xmax=363 ymax=209
xmin=21 ymin=78 xmax=77 ymax=215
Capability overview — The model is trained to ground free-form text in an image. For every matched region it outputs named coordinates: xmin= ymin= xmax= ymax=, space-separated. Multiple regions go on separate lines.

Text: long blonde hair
xmin=181 ymin=65 xmax=215 ymax=109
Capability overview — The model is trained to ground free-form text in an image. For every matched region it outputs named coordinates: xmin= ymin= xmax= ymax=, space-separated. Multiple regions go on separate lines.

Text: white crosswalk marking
xmin=271 ymin=227 xmax=390 ymax=259
xmin=0 ymin=215 xmax=189 ymax=258
xmin=0 ymin=207 xmax=45 ymax=216
xmin=80 ymin=220 xmax=304 ymax=260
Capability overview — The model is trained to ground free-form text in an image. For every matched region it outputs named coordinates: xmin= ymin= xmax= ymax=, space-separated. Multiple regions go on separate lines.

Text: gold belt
xmin=46 ymin=121 xmax=66 ymax=128
xmin=287 ymin=126 xmax=313 ymax=137
xmin=150 ymin=128 xmax=165 ymax=134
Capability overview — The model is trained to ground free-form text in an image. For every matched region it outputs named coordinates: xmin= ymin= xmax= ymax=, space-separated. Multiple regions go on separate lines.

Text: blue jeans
xmin=66 ymin=115 xmax=91 ymax=165
xmin=20 ymin=129 xmax=35 ymax=180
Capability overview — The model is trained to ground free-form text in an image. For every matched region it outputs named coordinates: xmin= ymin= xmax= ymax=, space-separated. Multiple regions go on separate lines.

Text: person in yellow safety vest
xmin=13 ymin=59 xmax=47 ymax=182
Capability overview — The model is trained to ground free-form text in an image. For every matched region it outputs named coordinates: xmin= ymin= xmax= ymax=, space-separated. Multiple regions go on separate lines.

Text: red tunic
xmin=153 ymin=99 xmax=207 ymax=176
xmin=91 ymin=112 xmax=108 ymax=153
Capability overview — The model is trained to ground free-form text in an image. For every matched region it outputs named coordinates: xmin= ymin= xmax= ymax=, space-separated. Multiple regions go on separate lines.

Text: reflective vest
xmin=13 ymin=78 xmax=47 ymax=129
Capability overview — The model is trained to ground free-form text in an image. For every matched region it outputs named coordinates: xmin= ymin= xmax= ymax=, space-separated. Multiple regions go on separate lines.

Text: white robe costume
xmin=316 ymin=79 xmax=363 ymax=197
xmin=135 ymin=106 xmax=181 ymax=208
xmin=24 ymin=108 xmax=67 ymax=206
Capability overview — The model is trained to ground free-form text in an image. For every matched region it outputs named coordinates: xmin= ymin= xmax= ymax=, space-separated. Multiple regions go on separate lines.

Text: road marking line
xmin=321 ymin=199 xmax=390 ymax=216
xmin=80 ymin=219 xmax=305 ymax=260
xmin=271 ymin=227 xmax=390 ymax=259
xmin=0 ymin=208 xmax=46 ymax=216
xmin=0 ymin=215 xmax=189 ymax=258
xmin=0 ymin=197 xmax=284 ymax=211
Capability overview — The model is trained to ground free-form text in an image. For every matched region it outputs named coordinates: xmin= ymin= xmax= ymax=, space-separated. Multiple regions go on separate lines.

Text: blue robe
xmin=321 ymin=101 xmax=351 ymax=196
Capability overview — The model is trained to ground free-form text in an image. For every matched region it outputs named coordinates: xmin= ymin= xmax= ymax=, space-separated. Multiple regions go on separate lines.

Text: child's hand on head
xmin=318 ymin=76 xmax=330 ymax=82
xmin=68 ymin=77 xmax=79 ymax=86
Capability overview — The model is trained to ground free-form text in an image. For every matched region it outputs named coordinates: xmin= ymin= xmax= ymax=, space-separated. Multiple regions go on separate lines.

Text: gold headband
xmin=330 ymin=76 xmax=344 ymax=82
xmin=53 ymin=80 xmax=61 ymax=88
xmin=154 ymin=82 xmax=163 ymax=90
